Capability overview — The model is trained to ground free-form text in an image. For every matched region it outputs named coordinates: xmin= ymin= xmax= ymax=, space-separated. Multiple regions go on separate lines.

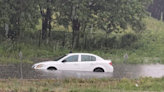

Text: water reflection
xmin=35 ymin=70 xmax=113 ymax=79
xmin=0 ymin=63 xmax=164 ymax=79
xmin=113 ymin=64 xmax=164 ymax=79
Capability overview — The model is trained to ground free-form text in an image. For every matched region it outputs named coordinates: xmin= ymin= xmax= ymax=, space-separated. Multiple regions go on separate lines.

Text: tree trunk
xmin=76 ymin=31 xmax=80 ymax=48
xmin=38 ymin=30 xmax=41 ymax=48
xmin=48 ymin=19 xmax=51 ymax=38
xmin=105 ymin=34 xmax=108 ymax=48
xmin=84 ymin=33 xmax=87 ymax=49
xmin=42 ymin=18 xmax=48 ymax=40
xmin=72 ymin=19 xmax=80 ymax=48
xmin=72 ymin=29 xmax=75 ymax=48
xmin=63 ymin=32 xmax=65 ymax=47
xmin=41 ymin=0 xmax=52 ymax=40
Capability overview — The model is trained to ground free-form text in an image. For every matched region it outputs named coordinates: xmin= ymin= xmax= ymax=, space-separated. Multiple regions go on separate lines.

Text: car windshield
xmin=54 ymin=55 xmax=67 ymax=61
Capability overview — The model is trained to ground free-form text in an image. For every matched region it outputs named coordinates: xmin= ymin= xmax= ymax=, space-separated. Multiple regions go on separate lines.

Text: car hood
xmin=33 ymin=61 xmax=59 ymax=65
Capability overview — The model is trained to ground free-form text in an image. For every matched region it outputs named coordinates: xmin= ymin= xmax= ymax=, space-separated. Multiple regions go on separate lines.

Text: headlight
xmin=36 ymin=64 xmax=45 ymax=68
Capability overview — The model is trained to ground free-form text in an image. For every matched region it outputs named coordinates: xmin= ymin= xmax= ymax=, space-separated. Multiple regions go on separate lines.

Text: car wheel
xmin=47 ymin=67 xmax=57 ymax=71
xmin=94 ymin=68 xmax=104 ymax=72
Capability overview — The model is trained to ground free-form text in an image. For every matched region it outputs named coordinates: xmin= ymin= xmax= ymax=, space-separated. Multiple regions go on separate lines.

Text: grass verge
xmin=0 ymin=77 xmax=163 ymax=92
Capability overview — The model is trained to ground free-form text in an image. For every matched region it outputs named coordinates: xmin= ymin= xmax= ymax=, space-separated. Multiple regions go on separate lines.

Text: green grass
xmin=0 ymin=77 xmax=164 ymax=92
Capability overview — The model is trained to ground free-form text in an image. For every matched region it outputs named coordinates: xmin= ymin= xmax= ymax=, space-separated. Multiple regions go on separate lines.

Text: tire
xmin=47 ymin=67 xmax=57 ymax=71
xmin=94 ymin=68 xmax=104 ymax=72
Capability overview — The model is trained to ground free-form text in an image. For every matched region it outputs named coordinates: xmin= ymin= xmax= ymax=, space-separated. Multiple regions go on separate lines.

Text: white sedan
xmin=32 ymin=53 xmax=113 ymax=72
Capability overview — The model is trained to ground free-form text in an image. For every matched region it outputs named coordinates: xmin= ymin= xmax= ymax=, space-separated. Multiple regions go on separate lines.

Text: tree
xmin=55 ymin=0 xmax=101 ymax=48
xmin=0 ymin=0 xmax=40 ymax=41
xmin=55 ymin=0 xmax=152 ymax=48
xmin=37 ymin=0 xmax=55 ymax=40
xmin=0 ymin=0 xmax=152 ymax=49
xmin=94 ymin=0 xmax=152 ymax=47
xmin=96 ymin=0 xmax=152 ymax=33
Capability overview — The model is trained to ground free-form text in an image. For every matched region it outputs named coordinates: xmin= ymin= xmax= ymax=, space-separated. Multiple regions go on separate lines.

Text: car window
xmin=91 ymin=56 xmax=96 ymax=61
xmin=65 ymin=55 xmax=78 ymax=62
xmin=81 ymin=55 xmax=96 ymax=61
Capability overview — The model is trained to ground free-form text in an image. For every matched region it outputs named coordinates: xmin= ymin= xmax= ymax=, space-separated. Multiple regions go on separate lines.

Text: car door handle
xmin=74 ymin=63 xmax=78 ymax=65
xmin=91 ymin=63 xmax=94 ymax=65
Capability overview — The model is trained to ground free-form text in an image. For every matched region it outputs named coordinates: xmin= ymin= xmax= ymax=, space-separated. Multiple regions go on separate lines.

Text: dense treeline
xmin=0 ymin=0 xmax=152 ymax=50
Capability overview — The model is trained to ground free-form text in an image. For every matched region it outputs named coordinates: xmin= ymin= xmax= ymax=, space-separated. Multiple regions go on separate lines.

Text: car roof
xmin=67 ymin=53 xmax=96 ymax=56
xmin=66 ymin=53 xmax=104 ymax=60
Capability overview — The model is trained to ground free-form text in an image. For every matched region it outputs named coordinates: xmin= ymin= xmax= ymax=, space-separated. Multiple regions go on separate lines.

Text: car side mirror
xmin=62 ymin=60 xmax=67 ymax=63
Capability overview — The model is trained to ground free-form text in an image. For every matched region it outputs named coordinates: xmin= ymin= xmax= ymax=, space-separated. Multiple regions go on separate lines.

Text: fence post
xmin=161 ymin=12 xmax=163 ymax=21
xmin=19 ymin=51 xmax=23 ymax=79
xmin=149 ymin=12 xmax=151 ymax=17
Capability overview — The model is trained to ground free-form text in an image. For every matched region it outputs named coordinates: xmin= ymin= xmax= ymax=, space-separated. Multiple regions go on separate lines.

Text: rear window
xmin=81 ymin=55 xmax=96 ymax=61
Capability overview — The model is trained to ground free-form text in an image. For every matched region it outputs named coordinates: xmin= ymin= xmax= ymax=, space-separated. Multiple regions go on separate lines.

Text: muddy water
xmin=0 ymin=63 xmax=164 ymax=79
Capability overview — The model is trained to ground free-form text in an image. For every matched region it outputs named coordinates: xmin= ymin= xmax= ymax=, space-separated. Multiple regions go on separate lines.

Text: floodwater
xmin=113 ymin=64 xmax=164 ymax=79
xmin=0 ymin=63 xmax=164 ymax=79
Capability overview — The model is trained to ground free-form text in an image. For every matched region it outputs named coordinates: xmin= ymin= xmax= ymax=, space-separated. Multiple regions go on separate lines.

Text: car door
xmin=59 ymin=55 xmax=80 ymax=71
xmin=79 ymin=55 xmax=97 ymax=71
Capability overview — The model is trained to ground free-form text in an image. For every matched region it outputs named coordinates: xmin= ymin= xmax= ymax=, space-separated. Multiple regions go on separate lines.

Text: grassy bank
xmin=0 ymin=17 xmax=164 ymax=64
xmin=0 ymin=77 xmax=163 ymax=92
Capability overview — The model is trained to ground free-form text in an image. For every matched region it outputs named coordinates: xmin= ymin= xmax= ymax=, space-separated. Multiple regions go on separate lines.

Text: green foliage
xmin=28 ymin=87 xmax=35 ymax=92
xmin=54 ymin=0 xmax=152 ymax=47
xmin=0 ymin=0 xmax=40 ymax=40
xmin=96 ymin=0 xmax=152 ymax=34
xmin=0 ymin=0 xmax=162 ymax=64
xmin=121 ymin=33 xmax=138 ymax=48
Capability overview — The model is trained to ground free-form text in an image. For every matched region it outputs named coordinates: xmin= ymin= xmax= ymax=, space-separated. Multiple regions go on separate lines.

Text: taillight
xmin=109 ymin=62 xmax=112 ymax=65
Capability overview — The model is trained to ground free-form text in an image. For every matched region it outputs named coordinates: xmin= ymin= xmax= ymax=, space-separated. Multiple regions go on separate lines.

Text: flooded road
xmin=0 ymin=63 xmax=164 ymax=79
xmin=113 ymin=64 xmax=164 ymax=79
